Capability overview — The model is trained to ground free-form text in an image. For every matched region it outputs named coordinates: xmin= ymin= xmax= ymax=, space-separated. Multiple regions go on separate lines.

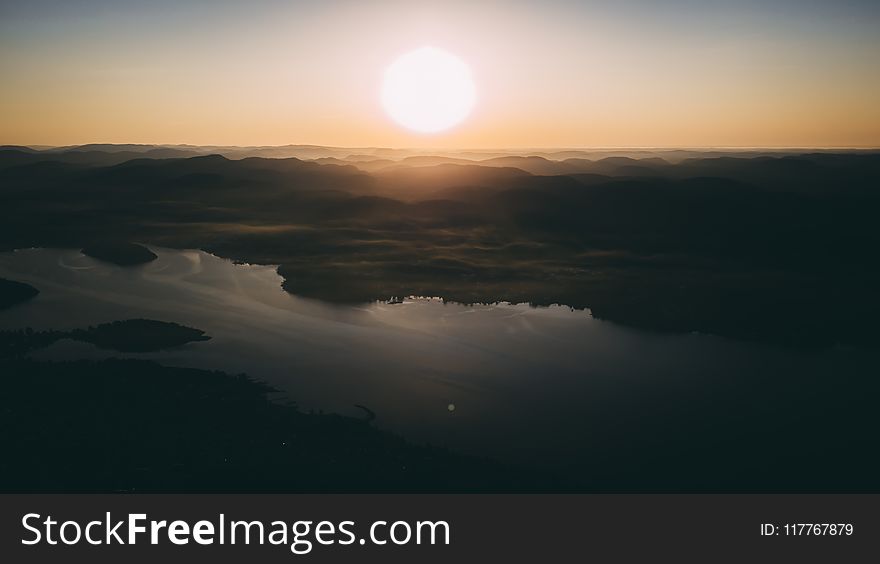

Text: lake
xmin=1 ymin=247 xmax=876 ymax=481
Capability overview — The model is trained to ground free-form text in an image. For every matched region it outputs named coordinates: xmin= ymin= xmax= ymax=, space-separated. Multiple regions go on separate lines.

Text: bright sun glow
xmin=381 ymin=47 xmax=476 ymax=134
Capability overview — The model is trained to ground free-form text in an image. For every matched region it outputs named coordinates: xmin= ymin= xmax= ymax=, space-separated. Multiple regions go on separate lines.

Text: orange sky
xmin=2 ymin=0 xmax=879 ymax=148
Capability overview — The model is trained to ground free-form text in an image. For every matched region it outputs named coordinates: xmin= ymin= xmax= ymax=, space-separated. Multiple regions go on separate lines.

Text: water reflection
xmin=0 ymin=247 xmax=876 ymax=476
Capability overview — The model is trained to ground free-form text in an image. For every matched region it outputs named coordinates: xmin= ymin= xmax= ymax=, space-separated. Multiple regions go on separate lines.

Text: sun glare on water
xmin=381 ymin=47 xmax=476 ymax=133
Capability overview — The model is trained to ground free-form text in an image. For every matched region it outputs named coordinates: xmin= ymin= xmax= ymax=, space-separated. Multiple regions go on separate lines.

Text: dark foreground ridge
xmin=0 ymin=328 xmax=538 ymax=492
xmin=0 ymin=278 xmax=39 ymax=309
xmin=81 ymin=241 xmax=158 ymax=266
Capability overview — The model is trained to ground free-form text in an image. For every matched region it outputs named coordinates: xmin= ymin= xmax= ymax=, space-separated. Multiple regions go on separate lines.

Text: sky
xmin=1 ymin=0 xmax=879 ymax=148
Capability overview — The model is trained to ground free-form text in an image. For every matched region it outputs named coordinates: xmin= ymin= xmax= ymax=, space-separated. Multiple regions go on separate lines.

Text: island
xmin=81 ymin=242 xmax=158 ymax=266
xmin=1 ymin=319 xmax=210 ymax=356
xmin=0 ymin=278 xmax=39 ymax=309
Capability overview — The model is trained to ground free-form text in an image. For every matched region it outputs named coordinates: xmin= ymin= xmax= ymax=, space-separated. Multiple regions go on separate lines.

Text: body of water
xmin=1 ymin=247 xmax=875 ymax=477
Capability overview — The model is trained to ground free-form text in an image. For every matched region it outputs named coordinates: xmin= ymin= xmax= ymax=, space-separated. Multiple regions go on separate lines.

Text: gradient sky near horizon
xmin=2 ymin=0 xmax=879 ymax=148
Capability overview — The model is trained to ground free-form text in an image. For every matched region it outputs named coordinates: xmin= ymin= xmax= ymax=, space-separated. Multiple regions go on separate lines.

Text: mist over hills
xmin=2 ymin=145 xmax=879 ymax=346
xmin=5 ymin=143 xmax=877 ymax=165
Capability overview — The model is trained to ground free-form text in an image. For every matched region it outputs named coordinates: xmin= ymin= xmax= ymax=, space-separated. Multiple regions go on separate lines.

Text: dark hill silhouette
xmin=0 ymin=148 xmax=197 ymax=169
xmin=1 ymin=149 xmax=879 ymax=345
xmin=0 ymin=145 xmax=38 ymax=153
xmin=374 ymin=163 xmax=531 ymax=198
xmin=393 ymin=155 xmax=475 ymax=167
xmin=60 ymin=143 xmax=197 ymax=153
xmin=0 ymin=353 xmax=534 ymax=492
xmin=478 ymin=155 xmax=576 ymax=175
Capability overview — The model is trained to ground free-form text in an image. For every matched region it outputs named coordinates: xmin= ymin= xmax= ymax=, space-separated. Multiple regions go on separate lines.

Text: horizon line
xmin=5 ymin=142 xmax=880 ymax=152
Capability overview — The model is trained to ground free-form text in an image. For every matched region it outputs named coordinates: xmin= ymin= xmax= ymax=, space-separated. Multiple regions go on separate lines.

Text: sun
xmin=381 ymin=47 xmax=476 ymax=134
